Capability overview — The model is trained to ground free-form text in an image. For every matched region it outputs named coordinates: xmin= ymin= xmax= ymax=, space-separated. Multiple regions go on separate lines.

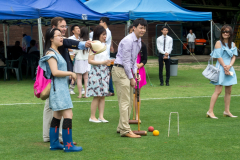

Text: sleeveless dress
xmin=87 ymin=46 xmax=110 ymax=97
xmin=39 ymin=48 xmax=73 ymax=111
xmin=210 ymin=41 xmax=238 ymax=86
xmin=135 ymin=52 xmax=147 ymax=89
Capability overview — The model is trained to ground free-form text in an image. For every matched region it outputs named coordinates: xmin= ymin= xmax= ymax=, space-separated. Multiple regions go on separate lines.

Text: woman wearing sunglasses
xmin=207 ymin=25 xmax=238 ymax=119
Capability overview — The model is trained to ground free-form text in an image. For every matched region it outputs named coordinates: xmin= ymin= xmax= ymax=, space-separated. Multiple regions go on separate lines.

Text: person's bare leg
xmin=208 ymin=85 xmax=222 ymax=117
xmin=83 ymin=72 xmax=88 ymax=97
xmin=53 ymin=110 xmax=63 ymax=119
xmin=224 ymin=86 xmax=233 ymax=116
xmin=98 ymin=97 xmax=107 ymax=120
xmin=135 ymin=89 xmax=141 ymax=120
xmin=77 ymin=73 xmax=83 ymax=98
xmin=90 ymin=97 xmax=100 ymax=121
xmin=62 ymin=109 xmax=73 ymax=119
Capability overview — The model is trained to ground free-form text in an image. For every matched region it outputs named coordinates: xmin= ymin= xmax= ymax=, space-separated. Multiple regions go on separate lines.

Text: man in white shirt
xmin=89 ymin=28 xmax=93 ymax=40
xmin=156 ymin=26 xmax=173 ymax=86
xmin=186 ymin=29 xmax=196 ymax=55
xmin=99 ymin=17 xmax=115 ymax=96
xmin=68 ymin=24 xmax=81 ymax=95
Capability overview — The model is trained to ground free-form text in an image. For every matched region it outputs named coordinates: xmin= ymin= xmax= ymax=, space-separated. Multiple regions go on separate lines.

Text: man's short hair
xmin=0 ymin=41 xmax=3 ymax=46
xmin=30 ymin=40 xmax=36 ymax=46
xmin=161 ymin=26 xmax=168 ymax=30
xmin=132 ymin=18 xmax=147 ymax=28
xmin=100 ymin=17 xmax=110 ymax=25
xmin=51 ymin=17 xmax=65 ymax=27
xmin=71 ymin=25 xmax=79 ymax=34
xmin=90 ymin=27 xmax=93 ymax=31
xmin=23 ymin=34 xmax=26 ymax=37
xmin=15 ymin=41 xmax=20 ymax=46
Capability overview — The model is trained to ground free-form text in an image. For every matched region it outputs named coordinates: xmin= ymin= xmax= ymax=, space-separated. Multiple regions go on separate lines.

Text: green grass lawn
xmin=1 ymin=60 xmax=240 ymax=160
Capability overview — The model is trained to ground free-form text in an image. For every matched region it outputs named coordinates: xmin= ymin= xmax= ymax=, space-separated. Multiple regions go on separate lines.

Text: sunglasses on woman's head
xmin=222 ymin=30 xmax=230 ymax=34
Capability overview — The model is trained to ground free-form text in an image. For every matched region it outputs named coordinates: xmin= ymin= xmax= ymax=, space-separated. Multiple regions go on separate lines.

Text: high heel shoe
xmin=206 ymin=112 xmax=218 ymax=119
xmin=223 ymin=111 xmax=238 ymax=118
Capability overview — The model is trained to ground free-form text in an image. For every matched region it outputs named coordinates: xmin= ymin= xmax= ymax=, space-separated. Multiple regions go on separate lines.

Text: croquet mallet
xmin=132 ymin=70 xmax=147 ymax=136
xmin=129 ymin=89 xmax=140 ymax=124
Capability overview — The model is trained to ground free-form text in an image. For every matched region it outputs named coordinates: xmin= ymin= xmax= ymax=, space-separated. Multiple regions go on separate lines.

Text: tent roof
xmin=15 ymin=0 xmax=128 ymax=21
xmin=0 ymin=0 xmax=39 ymax=20
xmin=85 ymin=0 xmax=212 ymax=21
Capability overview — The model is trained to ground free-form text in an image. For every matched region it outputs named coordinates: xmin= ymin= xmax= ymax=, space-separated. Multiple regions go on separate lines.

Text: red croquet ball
xmin=148 ymin=126 xmax=154 ymax=132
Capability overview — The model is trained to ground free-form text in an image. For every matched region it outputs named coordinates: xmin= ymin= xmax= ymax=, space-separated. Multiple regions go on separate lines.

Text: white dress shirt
xmin=156 ymin=35 xmax=173 ymax=55
xmin=187 ymin=33 xmax=196 ymax=42
xmin=106 ymin=28 xmax=112 ymax=58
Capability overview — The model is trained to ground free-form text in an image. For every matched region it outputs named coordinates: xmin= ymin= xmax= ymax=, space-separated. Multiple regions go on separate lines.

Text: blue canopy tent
xmin=10 ymin=0 xmax=128 ymax=57
xmin=85 ymin=0 xmax=213 ymax=54
xmin=0 ymin=0 xmax=39 ymax=58
xmin=129 ymin=0 xmax=211 ymax=21
xmin=85 ymin=0 xmax=212 ymax=21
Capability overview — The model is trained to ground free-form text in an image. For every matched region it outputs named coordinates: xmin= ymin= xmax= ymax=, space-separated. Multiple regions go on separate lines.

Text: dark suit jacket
xmin=140 ymin=42 xmax=147 ymax=66
xmin=59 ymin=39 xmax=80 ymax=71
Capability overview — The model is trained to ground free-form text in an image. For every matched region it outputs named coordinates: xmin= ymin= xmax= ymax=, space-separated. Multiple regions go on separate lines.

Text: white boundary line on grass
xmin=1 ymin=95 xmax=240 ymax=106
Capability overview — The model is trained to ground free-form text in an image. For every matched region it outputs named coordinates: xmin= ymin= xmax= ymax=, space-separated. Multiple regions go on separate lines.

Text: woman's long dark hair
xmin=220 ymin=25 xmax=233 ymax=49
xmin=43 ymin=28 xmax=61 ymax=56
xmin=80 ymin=27 xmax=89 ymax=41
xmin=92 ymin=25 xmax=106 ymax=41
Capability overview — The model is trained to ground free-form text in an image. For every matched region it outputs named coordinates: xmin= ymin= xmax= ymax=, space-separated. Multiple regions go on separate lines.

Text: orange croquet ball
xmin=153 ymin=130 xmax=159 ymax=136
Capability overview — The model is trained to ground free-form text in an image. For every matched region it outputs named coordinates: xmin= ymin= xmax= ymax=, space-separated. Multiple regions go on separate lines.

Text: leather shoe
xmin=121 ymin=131 xmax=141 ymax=138
xmin=60 ymin=141 xmax=77 ymax=145
xmin=166 ymin=82 xmax=169 ymax=86
xmin=160 ymin=82 xmax=164 ymax=86
xmin=107 ymin=92 xmax=115 ymax=96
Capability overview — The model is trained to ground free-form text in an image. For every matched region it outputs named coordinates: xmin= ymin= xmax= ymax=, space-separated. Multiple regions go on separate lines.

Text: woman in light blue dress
xmin=207 ymin=25 xmax=238 ymax=119
xmin=39 ymin=28 xmax=82 ymax=152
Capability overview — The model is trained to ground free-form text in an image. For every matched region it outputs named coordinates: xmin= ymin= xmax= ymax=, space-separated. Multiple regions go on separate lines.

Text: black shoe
xmin=166 ymin=82 xmax=169 ymax=86
xmin=160 ymin=82 xmax=164 ymax=86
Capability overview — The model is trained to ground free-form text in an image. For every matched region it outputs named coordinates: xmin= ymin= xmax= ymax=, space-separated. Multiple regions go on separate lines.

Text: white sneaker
xmin=69 ymin=90 xmax=75 ymax=94
xmin=98 ymin=118 xmax=109 ymax=123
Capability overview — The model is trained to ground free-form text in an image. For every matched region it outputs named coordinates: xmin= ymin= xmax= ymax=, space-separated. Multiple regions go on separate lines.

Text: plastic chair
xmin=30 ymin=54 xmax=39 ymax=79
xmin=4 ymin=55 xmax=24 ymax=81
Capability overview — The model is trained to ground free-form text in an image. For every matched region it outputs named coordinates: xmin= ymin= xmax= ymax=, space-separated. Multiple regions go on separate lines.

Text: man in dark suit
xmin=43 ymin=17 xmax=92 ymax=144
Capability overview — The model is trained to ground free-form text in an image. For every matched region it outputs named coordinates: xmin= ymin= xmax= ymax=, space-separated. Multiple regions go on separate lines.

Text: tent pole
xmin=38 ymin=18 xmax=43 ymax=57
xmin=7 ymin=25 xmax=9 ymax=45
xmin=3 ymin=24 xmax=7 ymax=59
xmin=126 ymin=20 xmax=131 ymax=36
xmin=211 ymin=20 xmax=213 ymax=52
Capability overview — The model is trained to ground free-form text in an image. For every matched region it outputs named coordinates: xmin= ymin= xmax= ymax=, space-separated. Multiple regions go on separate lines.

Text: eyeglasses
xmin=54 ymin=35 xmax=63 ymax=38
xmin=59 ymin=25 xmax=68 ymax=29
xmin=222 ymin=30 xmax=230 ymax=34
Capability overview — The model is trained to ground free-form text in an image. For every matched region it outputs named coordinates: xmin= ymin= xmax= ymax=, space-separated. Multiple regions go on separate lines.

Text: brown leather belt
xmin=114 ymin=64 xmax=124 ymax=68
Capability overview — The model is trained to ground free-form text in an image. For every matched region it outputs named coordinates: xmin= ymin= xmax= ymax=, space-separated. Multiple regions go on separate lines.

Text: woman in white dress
xmin=73 ymin=27 xmax=91 ymax=98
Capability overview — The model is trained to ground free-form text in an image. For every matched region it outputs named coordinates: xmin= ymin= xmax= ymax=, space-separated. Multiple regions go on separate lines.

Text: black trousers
xmin=158 ymin=55 xmax=170 ymax=83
